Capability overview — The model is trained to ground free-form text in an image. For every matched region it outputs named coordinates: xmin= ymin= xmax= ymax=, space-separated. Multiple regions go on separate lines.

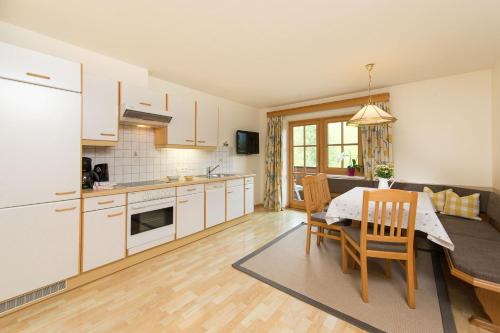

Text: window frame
xmin=320 ymin=115 xmax=363 ymax=176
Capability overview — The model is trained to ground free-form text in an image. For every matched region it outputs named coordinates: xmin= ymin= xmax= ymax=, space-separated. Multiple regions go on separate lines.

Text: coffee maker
xmin=82 ymin=157 xmax=97 ymax=189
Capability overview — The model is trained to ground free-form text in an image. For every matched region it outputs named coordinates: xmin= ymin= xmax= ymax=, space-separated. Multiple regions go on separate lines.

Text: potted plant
xmin=374 ymin=163 xmax=394 ymax=189
xmin=347 ymin=158 xmax=362 ymax=176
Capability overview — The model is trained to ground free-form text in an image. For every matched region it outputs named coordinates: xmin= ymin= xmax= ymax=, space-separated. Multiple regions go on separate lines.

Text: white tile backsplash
xmin=83 ymin=125 xmax=233 ymax=183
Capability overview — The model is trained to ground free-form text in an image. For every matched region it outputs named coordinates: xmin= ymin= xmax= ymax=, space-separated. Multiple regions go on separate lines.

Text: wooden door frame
xmin=288 ymin=119 xmax=321 ymax=209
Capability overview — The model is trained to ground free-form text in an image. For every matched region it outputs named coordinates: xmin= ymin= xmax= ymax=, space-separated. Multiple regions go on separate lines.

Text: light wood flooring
xmin=0 ymin=208 xmax=489 ymax=332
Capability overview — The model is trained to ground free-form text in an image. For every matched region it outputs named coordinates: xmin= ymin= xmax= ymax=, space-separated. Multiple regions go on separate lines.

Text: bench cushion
xmin=439 ymin=215 xmax=499 ymax=242
xmin=448 ymin=234 xmax=500 ymax=284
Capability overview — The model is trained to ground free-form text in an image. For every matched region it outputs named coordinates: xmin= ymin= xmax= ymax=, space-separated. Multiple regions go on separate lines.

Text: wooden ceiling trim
xmin=267 ymin=92 xmax=390 ymax=118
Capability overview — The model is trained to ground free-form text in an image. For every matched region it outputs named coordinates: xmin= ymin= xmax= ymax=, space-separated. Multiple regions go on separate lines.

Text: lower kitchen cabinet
xmin=176 ymin=192 xmax=204 ymax=238
xmin=226 ymin=183 xmax=244 ymax=221
xmin=82 ymin=206 xmax=126 ymax=272
xmin=0 ymin=200 xmax=80 ymax=302
xmin=245 ymin=183 xmax=254 ymax=214
xmin=205 ymin=182 xmax=226 ymax=228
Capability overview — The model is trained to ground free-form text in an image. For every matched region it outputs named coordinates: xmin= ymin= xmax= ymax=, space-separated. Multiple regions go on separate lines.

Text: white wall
xmin=493 ymin=59 xmax=500 ymax=191
xmin=265 ymin=70 xmax=493 ymax=197
xmin=0 ymin=21 xmax=264 ymax=203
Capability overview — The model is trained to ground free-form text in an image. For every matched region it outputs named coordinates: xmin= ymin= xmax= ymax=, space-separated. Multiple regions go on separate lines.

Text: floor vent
xmin=0 ymin=280 xmax=66 ymax=315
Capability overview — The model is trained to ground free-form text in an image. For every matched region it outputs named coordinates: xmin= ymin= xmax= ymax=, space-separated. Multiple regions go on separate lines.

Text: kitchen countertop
xmin=82 ymin=174 xmax=256 ymax=198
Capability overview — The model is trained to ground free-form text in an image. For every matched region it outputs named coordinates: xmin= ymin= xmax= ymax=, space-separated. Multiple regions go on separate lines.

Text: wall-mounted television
xmin=236 ymin=130 xmax=259 ymax=155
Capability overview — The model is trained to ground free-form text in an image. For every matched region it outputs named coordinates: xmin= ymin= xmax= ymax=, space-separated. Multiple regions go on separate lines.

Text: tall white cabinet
xmin=0 ymin=200 xmax=80 ymax=302
xmin=0 ymin=53 xmax=80 ymax=209
xmin=0 ymin=42 xmax=81 ymax=303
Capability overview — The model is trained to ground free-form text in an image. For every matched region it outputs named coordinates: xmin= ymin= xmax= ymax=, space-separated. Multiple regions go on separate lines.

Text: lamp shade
xmin=346 ymin=104 xmax=397 ymax=126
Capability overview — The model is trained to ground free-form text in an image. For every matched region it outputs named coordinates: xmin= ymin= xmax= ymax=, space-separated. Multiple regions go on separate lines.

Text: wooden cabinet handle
xmin=26 ymin=72 xmax=50 ymax=80
xmin=139 ymin=102 xmax=151 ymax=107
xmin=107 ymin=212 xmax=123 ymax=218
xmin=186 ymin=188 xmax=196 ymax=192
xmin=185 ymin=139 xmax=194 ymax=142
xmin=178 ymin=200 xmax=189 ymax=204
xmin=55 ymin=191 xmax=76 ymax=196
xmin=197 ymin=140 xmax=206 ymax=143
xmin=100 ymin=133 xmax=116 ymax=137
xmin=227 ymin=191 xmax=233 ymax=194
xmin=55 ymin=206 xmax=77 ymax=213
xmin=98 ymin=200 xmax=114 ymax=205
xmin=245 ymin=187 xmax=251 ymax=190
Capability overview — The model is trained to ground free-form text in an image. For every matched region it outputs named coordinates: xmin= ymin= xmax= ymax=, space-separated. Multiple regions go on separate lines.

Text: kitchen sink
xmin=196 ymin=174 xmax=237 ymax=179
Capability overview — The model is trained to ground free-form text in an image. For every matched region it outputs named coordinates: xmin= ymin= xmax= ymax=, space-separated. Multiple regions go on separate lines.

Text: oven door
xmin=127 ymin=197 xmax=175 ymax=251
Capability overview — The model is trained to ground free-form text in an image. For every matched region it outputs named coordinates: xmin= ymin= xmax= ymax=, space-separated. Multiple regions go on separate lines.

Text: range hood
xmin=120 ymin=106 xmax=172 ymax=128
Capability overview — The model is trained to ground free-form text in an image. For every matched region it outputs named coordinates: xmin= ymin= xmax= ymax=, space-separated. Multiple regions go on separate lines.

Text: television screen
xmin=236 ymin=130 xmax=259 ymax=154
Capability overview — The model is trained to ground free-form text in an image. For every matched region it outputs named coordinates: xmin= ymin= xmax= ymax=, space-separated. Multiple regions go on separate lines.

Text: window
xmin=323 ymin=117 xmax=362 ymax=173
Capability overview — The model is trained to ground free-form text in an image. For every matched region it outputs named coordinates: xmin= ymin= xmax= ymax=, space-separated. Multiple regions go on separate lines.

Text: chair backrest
xmin=361 ymin=189 xmax=418 ymax=251
xmin=317 ymin=173 xmax=331 ymax=208
xmin=302 ymin=175 xmax=323 ymax=217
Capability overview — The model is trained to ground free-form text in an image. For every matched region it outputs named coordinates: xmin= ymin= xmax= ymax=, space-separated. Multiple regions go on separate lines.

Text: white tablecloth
xmin=325 ymin=187 xmax=454 ymax=250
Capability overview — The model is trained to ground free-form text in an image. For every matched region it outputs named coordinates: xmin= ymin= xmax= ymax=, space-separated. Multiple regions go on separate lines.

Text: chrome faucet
xmin=207 ymin=164 xmax=220 ymax=178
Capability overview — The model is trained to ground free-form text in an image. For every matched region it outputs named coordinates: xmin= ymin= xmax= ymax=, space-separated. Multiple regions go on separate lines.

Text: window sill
xmin=326 ymin=174 xmax=366 ymax=180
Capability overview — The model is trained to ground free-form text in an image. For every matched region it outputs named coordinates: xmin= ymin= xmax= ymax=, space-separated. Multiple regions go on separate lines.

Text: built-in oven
xmin=127 ymin=188 xmax=176 ymax=255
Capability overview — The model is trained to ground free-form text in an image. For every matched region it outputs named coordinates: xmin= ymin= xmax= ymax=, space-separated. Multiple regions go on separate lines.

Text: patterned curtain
xmin=264 ymin=116 xmax=283 ymax=211
xmin=360 ymin=101 xmax=393 ymax=179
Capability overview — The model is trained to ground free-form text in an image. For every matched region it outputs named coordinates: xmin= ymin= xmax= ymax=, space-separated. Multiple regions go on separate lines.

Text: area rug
xmin=233 ymin=223 xmax=456 ymax=333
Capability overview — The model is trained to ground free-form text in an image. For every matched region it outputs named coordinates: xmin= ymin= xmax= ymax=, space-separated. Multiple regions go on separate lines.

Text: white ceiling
xmin=1 ymin=0 xmax=500 ymax=108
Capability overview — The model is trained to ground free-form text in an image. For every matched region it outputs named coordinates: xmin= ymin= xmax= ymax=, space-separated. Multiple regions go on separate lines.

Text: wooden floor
xmin=0 ymin=208 xmax=489 ymax=332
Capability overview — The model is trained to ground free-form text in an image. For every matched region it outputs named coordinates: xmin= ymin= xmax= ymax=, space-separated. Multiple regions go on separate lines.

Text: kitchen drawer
xmin=0 ymin=42 xmax=81 ymax=92
xmin=245 ymin=177 xmax=254 ymax=185
xmin=82 ymin=206 xmax=126 ymax=272
xmin=177 ymin=184 xmax=204 ymax=196
xmin=205 ymin=181 xmax=225 ymax=191
xmin=227 ymin=178 xmax=244 ymax=188
xmin=83 ymin=194 xmax=126 ymax=212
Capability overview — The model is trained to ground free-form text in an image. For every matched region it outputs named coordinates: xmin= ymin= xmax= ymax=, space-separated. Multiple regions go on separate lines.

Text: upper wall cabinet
xmin=82 ymin=74 xmax=119 ymax=146
xmin=121 ymin=83 xmax=167 ymax=115
xmin=154 ymin=95 xmax=218 ymax=149
xmin=0 ymin=42 xmax=81 ymax=93
xmin=196 ymin=100 xmax=219 ymax=147
xmin=155 ymin=93 xmax=196 ymax=147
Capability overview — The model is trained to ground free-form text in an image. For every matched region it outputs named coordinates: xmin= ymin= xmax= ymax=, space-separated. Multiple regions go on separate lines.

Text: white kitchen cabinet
xmin=245 ymin=183 xmax=254 ymax=214
xmin=165 ymin=94 xmax=196 ymax=146
xmin=176 ymin=192 xmax=204 ymax=238
xmin=0 ymin=200 xmax=80 ymax=302
xmin=83 ymin=206 xmax=126 ymax=272
xmin=0 ymin=42 xmax=81 ymax=92
xmin=226 ymin=183 xmax=244 ymax=221
xmin=196 ymin=99 xmax=218 ymax=147
xmin=82 ymin=73 xmax=119 ymax=144
xmin=205 ymin=182 xmax=226 ymax=228
xmin=121 ymin=83 xmax=167 ymax=114
xmin=0 ymin=78 xmax=80 ymax=209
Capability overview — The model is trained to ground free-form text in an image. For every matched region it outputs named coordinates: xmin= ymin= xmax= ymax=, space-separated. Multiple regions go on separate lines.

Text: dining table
xmin=324 ymin=187 xmax=455 ymax=251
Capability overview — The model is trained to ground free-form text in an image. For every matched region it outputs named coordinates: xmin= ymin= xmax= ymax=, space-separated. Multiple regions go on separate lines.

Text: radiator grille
xmin=0 ymin=280 xmax=66 ymax=314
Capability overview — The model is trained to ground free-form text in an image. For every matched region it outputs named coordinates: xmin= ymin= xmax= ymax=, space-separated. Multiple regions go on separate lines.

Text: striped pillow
xmin=423 ymin=187 xmax=452 ymax=212
xmin=442 ymin=191 xmax=481 ymax=221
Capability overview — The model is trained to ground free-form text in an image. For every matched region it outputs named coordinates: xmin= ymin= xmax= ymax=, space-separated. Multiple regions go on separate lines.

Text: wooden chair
xmin=341 ymin=189 xmax=419 ymax=308
xmin=317 ymin=173 xmax=332 ymax=209
xmin=302 ymin=175 xmax=343 ymax=253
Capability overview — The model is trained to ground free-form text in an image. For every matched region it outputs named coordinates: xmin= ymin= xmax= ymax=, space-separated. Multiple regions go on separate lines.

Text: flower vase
xmin=347 ymin=168 xmax=355 ymax=176
xmin=378 ymin=178 xmax=390 ymax=189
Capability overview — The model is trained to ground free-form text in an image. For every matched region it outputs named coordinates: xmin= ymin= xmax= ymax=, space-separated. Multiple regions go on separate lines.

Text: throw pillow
xmin=442 ymin=191 xmax=481 ymax=221
xmin=423 ymin=187 xmax=452 ymax=212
